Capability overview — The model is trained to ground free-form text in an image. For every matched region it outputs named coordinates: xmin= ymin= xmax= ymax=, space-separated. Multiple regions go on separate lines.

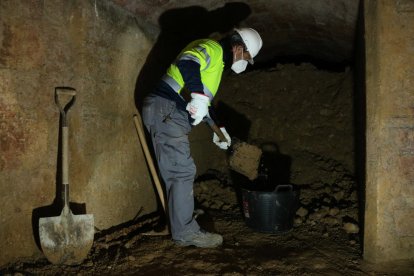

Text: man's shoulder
xmin=194 ymin=39 xmax=223 ymax=54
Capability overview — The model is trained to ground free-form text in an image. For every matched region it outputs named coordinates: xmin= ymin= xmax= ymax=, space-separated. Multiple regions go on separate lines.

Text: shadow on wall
xmin=215 ymin=101 xmax=251 ymax=141
xmin=353 ymin=0 xmax=366 ymax=252
xmin=133 ymin=2 xmax=252 ymax=111
xmin=213 ymin=101 xmax=293 ymax=192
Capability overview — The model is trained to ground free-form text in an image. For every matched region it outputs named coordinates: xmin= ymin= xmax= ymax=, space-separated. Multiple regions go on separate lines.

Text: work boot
xmin=174 ymin=230 xmax=223 ymax=248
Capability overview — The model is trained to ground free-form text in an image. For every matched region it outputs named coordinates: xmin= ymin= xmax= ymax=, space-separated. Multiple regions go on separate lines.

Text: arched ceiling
xmin=112 ymin=0 xmax=360 ymax=64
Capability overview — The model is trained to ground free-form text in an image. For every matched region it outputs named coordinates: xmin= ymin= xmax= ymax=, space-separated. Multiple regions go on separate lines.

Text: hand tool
xmin=133 ymin=112 xmax=169 ymax=236
xmin=39 ymin=87 xmax=94 ymax=265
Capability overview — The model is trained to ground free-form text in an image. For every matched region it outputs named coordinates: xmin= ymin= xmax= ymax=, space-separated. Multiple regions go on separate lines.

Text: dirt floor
xmin=1 ymin=212 xmax=412 ymax=275
xmin=1 ymin=177 xmax=413 ymax=275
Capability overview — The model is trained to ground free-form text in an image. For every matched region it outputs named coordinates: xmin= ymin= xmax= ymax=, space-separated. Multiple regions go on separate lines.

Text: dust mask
xmin=231 ymin=59 xmax=248 ymax=74
xmin=231 ymin=48 xmax=248 ymax=74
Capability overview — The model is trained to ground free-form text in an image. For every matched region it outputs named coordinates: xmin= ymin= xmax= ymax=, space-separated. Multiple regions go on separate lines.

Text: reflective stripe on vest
xmin=180 ymin=46 xmax=211 ymax=71
xmin=164 ymin=39 xmax=224 ymax=102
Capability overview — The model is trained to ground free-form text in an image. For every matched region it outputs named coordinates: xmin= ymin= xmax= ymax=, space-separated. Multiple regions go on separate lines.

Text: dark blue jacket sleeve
xmin=176 ymin=59 xmax=204 ymax=93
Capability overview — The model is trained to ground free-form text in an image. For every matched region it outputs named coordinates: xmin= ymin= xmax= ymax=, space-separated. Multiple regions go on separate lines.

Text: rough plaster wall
xmin=364 ymin=0 xmax=414 ymax=262
xmin=0 ymin=0 xmax=156 ymax=265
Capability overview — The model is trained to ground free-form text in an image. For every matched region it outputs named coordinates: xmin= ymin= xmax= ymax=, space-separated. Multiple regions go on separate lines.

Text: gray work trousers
xmin=142 ymin=95 xmax=200 ymax=240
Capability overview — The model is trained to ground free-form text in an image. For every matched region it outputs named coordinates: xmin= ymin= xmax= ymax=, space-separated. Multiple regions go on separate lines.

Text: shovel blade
xmin=39 ymin=210 xmax=94 ymax=265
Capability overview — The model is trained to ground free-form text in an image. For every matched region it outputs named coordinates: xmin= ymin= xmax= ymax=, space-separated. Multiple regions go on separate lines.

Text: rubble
xmin=194 ymin=179 xmax=239 ymax=212
xmin=194 ymin=151 xmax=360 ymax=238
xmin=343 ymin=223 xmax=360 ymax=234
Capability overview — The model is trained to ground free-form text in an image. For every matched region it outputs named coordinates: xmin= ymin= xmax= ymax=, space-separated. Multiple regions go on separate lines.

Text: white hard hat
xmin=234 ymin=28 xmax=263 ymax=64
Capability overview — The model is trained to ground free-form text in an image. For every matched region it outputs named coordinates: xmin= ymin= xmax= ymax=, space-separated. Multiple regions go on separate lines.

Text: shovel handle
xmin=133 ymin=113 xmax=167 ymax=214
xmin=62 ymin=127 xmax=69 ymax=185
xmin=62 ymin=126 xmax=69 ymax=206
xmin=55 ymin=87 xmax=76 ymax=207
xmin=205 ymin=118 xmax=227 ymax=142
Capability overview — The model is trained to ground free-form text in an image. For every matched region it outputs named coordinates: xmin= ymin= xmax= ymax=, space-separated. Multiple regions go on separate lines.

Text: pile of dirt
xmin=290 ymin=151 xmax=360 ymax=237
xmin=194 ymin=178 xmax=239 ymax=212
xmin=215 ymin=63 xmax=355 ymax=175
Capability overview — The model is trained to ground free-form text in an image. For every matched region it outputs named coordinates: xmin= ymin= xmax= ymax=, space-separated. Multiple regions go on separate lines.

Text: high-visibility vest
xmin=162 ymin=39 xmax=224 ymax=102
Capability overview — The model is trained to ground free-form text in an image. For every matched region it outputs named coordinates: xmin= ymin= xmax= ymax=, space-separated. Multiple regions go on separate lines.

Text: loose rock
xmin=343 ymin=223 xmax=359 ymax=234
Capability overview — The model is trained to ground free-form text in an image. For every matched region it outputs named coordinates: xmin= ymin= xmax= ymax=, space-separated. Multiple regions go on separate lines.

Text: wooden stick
xmin=133 ymin=113 xmax=167 ymax=214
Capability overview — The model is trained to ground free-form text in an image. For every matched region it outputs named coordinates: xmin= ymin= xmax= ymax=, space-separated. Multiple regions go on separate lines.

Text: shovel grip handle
xmin=56 ymin=87 xmax=76 ymax=97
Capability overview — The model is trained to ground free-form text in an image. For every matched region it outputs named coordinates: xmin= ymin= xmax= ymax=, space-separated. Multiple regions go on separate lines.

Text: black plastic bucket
xmin=242 ymin=184 xmax=299 ymax=233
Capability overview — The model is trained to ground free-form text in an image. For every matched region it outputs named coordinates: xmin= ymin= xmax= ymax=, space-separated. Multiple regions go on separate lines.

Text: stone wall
xmin=0 ymin=0 xmax=156 ymax=265
xmin=364 ymin=0 xmax=414 ymax=262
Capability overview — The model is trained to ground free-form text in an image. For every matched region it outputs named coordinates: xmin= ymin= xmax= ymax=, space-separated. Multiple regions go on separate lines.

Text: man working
xmin=142 ymin=28 xmax=262 ymax=248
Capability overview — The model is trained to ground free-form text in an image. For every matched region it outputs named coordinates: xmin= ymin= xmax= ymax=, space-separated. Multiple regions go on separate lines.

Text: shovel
xmin=205 ymin=117 xmax=262 ymax=180
xmin=39 ymin=87 xmax=94 ymax=265
xmin=133 ymin=112 xmax=167 ymax=214
xmin=133 ymin=112 xmax=169 ymax=236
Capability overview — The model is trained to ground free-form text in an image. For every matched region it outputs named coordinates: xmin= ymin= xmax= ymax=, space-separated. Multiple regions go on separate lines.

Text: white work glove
xmin=186 ymin=93 xmax=210 ymax=126
xmin=213 ymin=127 xmax=231 ymax=150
